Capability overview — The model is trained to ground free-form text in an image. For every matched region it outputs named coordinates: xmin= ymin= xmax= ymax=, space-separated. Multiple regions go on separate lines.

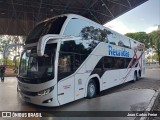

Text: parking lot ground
xmin=0 ymin=65 xmax=160 ymax=120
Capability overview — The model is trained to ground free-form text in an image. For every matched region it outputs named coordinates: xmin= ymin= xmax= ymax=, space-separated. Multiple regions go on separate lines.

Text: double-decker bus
xmin=17 ymin=14 xmax=145 ymax=106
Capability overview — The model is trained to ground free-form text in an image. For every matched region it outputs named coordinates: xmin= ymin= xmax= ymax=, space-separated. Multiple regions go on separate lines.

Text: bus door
xmin=74 ymin=57 xmax=89 ymax=100
xmin=57 ymin=76 xmax=75 ymax=105
xmin=74 ymin=72 xmax=87 ymax=100
xmin=57 ymin=52 xmax=75 ymax=105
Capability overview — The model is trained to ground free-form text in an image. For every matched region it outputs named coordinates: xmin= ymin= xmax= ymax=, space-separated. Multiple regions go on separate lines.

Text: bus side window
xmin=113 ymin=57 xmax=121 ymax=69
xmin=110 ymin=57 xmax=126 ymax=69
xmin=58 ymin=52 xmax=74 ymax=81
xmin=74 ymin=54 xmax=82 ymax=70
xmin=104 ymin=57 xmax=113 ymax=70
xmin=92 ymin=57 xmax=104 ymax=77
xmin=118 ymin=36 xmax=130 ymax=48
xmin=118 ymin=58 xmax=125 ymax=69
xmin=108 ymin=33 xmax=118 ymax=45
xmin=133 ymin=58 xmax=138 ymax=67
xmin=130 ymin=40 xmax=137 ymax=49
xmin=64 ymin=18 xmax=91 ymax=37
xmin=58 ymin=39 xmax=99 ymax=81
xmin=125 ymin=58 xmax=131 ymax=68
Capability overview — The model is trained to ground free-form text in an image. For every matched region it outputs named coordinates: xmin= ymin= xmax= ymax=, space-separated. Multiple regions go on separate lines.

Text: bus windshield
xmin=26 ymin=16 xmax=67 ymax=44
xmin=19 ymin=43 xmax=57 ymax=82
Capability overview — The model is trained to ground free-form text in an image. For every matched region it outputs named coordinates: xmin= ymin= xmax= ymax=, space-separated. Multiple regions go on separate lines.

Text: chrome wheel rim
xmin=89 ymin=83 xmax=95 ymax=97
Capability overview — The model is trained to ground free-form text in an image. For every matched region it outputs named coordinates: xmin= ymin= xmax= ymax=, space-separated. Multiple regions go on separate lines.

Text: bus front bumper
xmin=18 ymin=87 xmax=60 ymax=107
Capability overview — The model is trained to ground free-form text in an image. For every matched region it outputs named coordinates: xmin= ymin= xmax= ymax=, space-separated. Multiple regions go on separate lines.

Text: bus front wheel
xmin=87 ymin=80 xmax=97 ymax=99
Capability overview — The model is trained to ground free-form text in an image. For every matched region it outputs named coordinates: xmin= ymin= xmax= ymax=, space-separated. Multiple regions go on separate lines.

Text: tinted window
xmin=58 ymin=52 xmax=74 ymax=80
xmin=60 ymin=39 xmax=99 ymax=55
xmin=64 ymin=18 xmax=133 ymax=49
xmin=104 ymin=57 xmax=114 ymax=69
xmin=107 ymin=33 xmax=119 ymax=45
xmin=80 ymin=27 xmax=112 ymax=42
xmin=58 ymin=39 xmax=99 ymax=81
xmin=91 ymin=58 xmax=104 ymax=77
xmin=130 ymin=39 xmax=138 ymax=49
xmin=103 ymin=57 xmax=123 ymax=69
xmin=118 ymin=35 xmax=131 ymax=48
xmin=124 ymin=58 xmax=132 ymax=68
xmin=96 ymin=56 xmax=136 ymax=71
xmin=19 ymin=44 xmax=57 ymax=84
xmin=26 ymin=16 xmax=67 ymax=44
xmin=64 ymin=18 xmax=91 ymax=37
xmin=132 ymin=58 xmax=138 ymax=67
xmin=91 ymin=56 xmax=139 ymax=77
xmin=64 ymin=18 xmax=112 ymax=42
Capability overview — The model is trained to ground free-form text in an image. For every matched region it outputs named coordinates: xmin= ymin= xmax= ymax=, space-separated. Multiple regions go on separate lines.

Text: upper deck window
xmin=107 ymin=33 xmax=118 ymax=45
xmin=25 ymin=16 xmax=67 ymax=44
xmin=64 ymin=18 xmax=92 ymax=37
xmin=118 ymin=35 xmax=131 ymax=49
xmin=64 ymin=18 xmax=111 ymax=42
xmin=130 ymin=40 xmax=138 ymax=49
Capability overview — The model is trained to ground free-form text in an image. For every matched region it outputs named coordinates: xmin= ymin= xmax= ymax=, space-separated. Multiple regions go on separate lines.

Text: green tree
xmin=0 ymin=35 xmax=25 ymax=65
xmin=146 ymin=55 xmax=151 ymax=62
xmin=0 ymin=37 xmax=10 ymax=53
xmin=0 ymin=58 xmax=16 ymax=66
xmin=153 ymin=53 xmax=158 ymax=61
xmin=125 ymin=32 xmax=150 ymax=49
xmin=148 ymin=30 xmax=160 ymax=64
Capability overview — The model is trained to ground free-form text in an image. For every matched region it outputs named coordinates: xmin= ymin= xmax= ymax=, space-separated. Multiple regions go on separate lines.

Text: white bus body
xmin=17 ymin=14 xmax=145 ymax=106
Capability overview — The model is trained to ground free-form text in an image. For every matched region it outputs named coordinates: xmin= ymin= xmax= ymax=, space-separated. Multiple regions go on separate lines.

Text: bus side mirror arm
xmin=37 ymin=34 xmax=72 ymax=56
xmin=37 ymin=35 xmax=52 ymax=57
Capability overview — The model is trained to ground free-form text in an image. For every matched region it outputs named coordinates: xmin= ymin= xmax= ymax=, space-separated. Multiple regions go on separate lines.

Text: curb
xmin=139 ymin=89 xmax=160 ymax=120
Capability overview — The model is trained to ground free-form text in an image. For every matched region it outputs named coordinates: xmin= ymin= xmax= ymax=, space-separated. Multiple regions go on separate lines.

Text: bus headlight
xmin=37 ymin=86 xmax=54 ymax=96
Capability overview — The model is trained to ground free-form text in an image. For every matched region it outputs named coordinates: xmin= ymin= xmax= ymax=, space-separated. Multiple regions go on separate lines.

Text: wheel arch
xmin=85 ymin=74 xmax=101 ymax=97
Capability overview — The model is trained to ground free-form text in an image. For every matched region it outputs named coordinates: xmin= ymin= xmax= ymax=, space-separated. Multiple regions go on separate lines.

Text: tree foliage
xmin=125 ymin=32 xmax=150 ymax=49
xmin=148 ymin=30 xmax=160 ymax=64
xmin=0 ymin=58 xmax=19 ymax=67
xmin=126 ymin=31 xmax=160 ymax=64
xmin=80 ymin=26 xmax=112 ymax=42
xmin=0 ymin=35 xmax=25 ymax=65
xmin=153 ymin=53 xmax=158 ymax=61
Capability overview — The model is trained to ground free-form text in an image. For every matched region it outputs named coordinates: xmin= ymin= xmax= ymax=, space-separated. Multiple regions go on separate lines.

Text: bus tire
xmin=87 ymin=80 xmax=97 ymax=99
xmin=138 ymin=70 xmax=141 ymax=79
xmin=133 ymin=72 xmax=138 ymax=82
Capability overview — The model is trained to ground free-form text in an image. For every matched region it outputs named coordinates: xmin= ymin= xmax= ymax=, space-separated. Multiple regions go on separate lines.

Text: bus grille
xmin=20 ymin=89 xmax=37 ymax=96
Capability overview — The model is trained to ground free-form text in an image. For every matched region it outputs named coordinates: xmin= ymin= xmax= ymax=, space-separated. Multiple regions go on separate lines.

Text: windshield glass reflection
xmin=19 ymin=44 xmax=57 ymax=80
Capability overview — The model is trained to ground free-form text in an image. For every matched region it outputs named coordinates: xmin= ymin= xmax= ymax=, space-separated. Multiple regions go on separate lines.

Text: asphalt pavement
xmin=0 ymin=64 xmax=159 ymax=120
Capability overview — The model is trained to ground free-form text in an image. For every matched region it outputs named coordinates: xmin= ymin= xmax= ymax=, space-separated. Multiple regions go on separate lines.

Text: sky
xmin=104 ymin=0 xmax=160 ymax=34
